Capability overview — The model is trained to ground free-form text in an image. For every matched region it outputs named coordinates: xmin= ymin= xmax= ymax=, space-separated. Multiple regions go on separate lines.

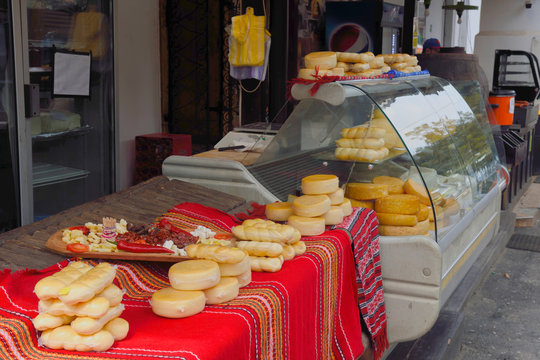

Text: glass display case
xmin=163 ymin=75 xmax=505 ymax=343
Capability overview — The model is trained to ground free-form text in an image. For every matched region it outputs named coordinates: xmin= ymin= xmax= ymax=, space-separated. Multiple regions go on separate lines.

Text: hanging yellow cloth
xmin=70 ymin=9 xmax=107 ymax=60
xmin=229 ymin=7 xmax=266 ymax=67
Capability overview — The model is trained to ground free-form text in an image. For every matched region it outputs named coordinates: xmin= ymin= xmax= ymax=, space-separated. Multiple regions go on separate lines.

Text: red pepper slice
xmin=214 ymin=233 xmax=233 ymax=240
xmin=116 ymin=240 xmax=175 ymax=254
xmin=66 ymin=243 xmax=90 ymax=253
xmin=68 ymin=226 xmax=89 ymax=235
xmin=158 ymin=219 xmax=193 ymax=237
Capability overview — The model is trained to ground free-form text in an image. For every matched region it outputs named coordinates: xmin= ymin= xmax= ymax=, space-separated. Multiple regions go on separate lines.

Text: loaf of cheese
xmin=71 ymin=304 xmax=124 ymax=336
xmin=40 ymin=325 xmax=115 ymax=352
xmin=372 ymin=176 xmax=404 ymax=194
xmin=169 ymin=259 xmax=221 ymax=291
xmin=39 ymin=296 xmax=110 ymax=318
xmin=287 ymin=215 xmax=325 ymax=236
xmin=204 ymin=277 xmax=239 ymax=305
xmin=301 ymin=174 xmax=339 ymax=195
xmin=298 ymin=68 xmax=341 ymax=80
xmin=236 ymin=240 xmax=284 ymax=257
xmin=304 ymin=51 xmax=337 ymax=70
xmin=34 ymin=261 xmax=93 ymax=300
xmin=33 ymin=313 xmax=75 ymax=331
xmin=265 ymin=202 xmax=294 ymax=222
xmin=375 ymin=194 xmax=420 ymax=215
xmin=346 ymin=183 xmax=389 ymax=200
xmin=293 ymin=194 xmax=331 ymax=217
xmin=150 ymin=287 xmax=206 ymax=319
xmin=58 ymin=262 xmax=117 ymax=305
xmin=324 ymin=206 xmax=345 ymax=225
xmin=103 ymin=317 xmax=129 ymax=341
xmin=336 ymin=137 xmax=385 ymax=149
xmin=218 ymin=255 xmax=251 ymax=277
xmin=340 ymin=126 xmax=386 ymax=139
xmin=185 ymin=244 xmax=247 ymax=264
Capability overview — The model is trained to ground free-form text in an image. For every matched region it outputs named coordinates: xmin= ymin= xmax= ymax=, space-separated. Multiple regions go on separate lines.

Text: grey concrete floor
xmin=455 ymin=191 xmax=540 ymax=359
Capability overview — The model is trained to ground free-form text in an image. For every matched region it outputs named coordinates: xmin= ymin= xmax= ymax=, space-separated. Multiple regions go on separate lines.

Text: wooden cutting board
xmin=46 ymin=230 xmax=190 ymax=262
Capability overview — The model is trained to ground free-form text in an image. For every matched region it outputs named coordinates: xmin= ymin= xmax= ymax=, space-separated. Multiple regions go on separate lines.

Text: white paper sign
xmin=53 ymin=51 xmax=91 ymax=96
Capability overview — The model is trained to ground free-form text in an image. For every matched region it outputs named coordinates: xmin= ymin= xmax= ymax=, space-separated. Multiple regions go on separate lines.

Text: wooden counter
xmin=0 ymin=176 xmax=246 ymax=272
xmin=193 ymin=149 xmax=261 ymax=166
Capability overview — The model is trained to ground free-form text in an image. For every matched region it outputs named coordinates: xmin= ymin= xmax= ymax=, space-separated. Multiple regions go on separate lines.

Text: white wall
xmin=424 ymin=0 xmax=445 ymax=44
xmin=114 ymin=0 xmax=162 ymax=190
xmin=475 ymin=0 xmax=540 ymax=90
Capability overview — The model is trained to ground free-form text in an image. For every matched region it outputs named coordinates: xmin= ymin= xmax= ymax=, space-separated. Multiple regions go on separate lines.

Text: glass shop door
xmin=2 ymin=0 xmax=115 ymax=230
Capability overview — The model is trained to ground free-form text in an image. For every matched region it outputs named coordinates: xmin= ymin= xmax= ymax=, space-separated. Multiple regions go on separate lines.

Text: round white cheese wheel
xmin=324 ymin=206 xmax=345 ymax=225
xmin=169 ymin=260 xmax=220 ymax=291
xmin=304 ymin=51 xmax=337 ymax=70
xmin=287 ymin=215 xmax=325 ymax=236
xmin=235 ymin=270 xmax=252 ymax=288
xmin=204 ymin=277 xmax=239 ymax=305
xmin=293 ymin=195 xmax=331 ymax=217
xmin=301 ymin=174 xmax=339 ymax=195
xmin=339 ymin=198 xmax=353 ymax=216
xmin=151 ymin=287 xmax=206 ymax=318
xmin=218 ymin=255 xmax=250 ymax=277
xmin=327 ymin=188 xmax=345 ymax=205
xmin=265 ymin=202 xmax=294 ymax=222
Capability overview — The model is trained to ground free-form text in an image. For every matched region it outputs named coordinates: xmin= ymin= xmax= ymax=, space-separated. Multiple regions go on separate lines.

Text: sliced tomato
xmin=214 ymin=233 xmax=233 ymax=240
xmin=66 ymin=243 xmax=90 ymax=253
xmin=69 ymin=226 xmax=89 ymax=235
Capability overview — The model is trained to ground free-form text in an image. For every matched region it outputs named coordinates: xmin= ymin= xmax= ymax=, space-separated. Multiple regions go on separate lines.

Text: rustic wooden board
xmin=46 ymin=230 xmax=190 ymax=262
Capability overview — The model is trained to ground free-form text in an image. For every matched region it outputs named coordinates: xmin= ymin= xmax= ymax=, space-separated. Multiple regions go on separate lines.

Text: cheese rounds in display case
xmin=379 ymin=219 xmax=430 ymax=236
xmin=346 ymin=183 xmax=389 ymax=201
xmin=293 ymin=194 xmax=331 ymax=217
xmin=375 ymin=194 xmax=420 ymax=215
xmin=150 ymin=287 xmax=206 ymax=319
xmin=372 ymin=176 xmax=404 ymax=195
xmin=301 ymin=174 xmax=339 ymax=195
xmin=324 ymin=206 xmax=345 ymax=225
xmin=168 ymin=260 xmax=221 ymax=291
xmin=287 ymin=215 xmax=326 ymax=236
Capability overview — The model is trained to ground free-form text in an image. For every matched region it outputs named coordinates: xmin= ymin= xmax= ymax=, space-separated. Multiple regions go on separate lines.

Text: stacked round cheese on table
xmin=297 ymin=51 xmax=345 ymax=80
xmin=33 ymin=262 xmax=128 ymax=352
xmin=265 ymin=174 xmax=352 ymax=237
xmin=335 ymin=124 xmax=390 ymax=162
xmin=232 ymin=218 xmax=305 ymax=271
xmin=381 ymin=53 xmax=421 ymax=73
xmin=334 ymin=51 xmax=389 ymax=78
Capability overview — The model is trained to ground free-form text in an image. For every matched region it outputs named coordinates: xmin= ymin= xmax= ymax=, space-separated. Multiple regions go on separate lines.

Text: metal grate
xmin=507 ymin=234 xmax=540 ymax=252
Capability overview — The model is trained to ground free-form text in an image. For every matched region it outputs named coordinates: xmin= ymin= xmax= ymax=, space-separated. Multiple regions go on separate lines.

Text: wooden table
xmin=0 ymin=176 xmax=247 ymax=272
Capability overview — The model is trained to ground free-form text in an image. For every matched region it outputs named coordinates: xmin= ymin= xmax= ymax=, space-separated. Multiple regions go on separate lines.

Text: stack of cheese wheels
xmin=33 ymin=261 xmax=129 ymax=352
xmin=232 ymin=218 xmax=305 ymax=271
xmin=297 ymin=51 xmax=345 ymax=80
xmin=382 ymin=53 xmax=421 ymax=73
xmin=345 ymin=182 xmax=390 ymax=210
xmin=335 ymin=124 xmax=389 ymax=162
xmin=151 ymin=259 xmax=241 ymax=318
xmin=375 ymin=193 xmax=430 ymax=236
xmin=403 ymin=178 xmax=448 ymax=231
xmin=369 ymin=108 xmax=405 ymax=149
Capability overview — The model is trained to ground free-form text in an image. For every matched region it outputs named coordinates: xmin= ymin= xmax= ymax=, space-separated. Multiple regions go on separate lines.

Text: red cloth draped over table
xmin=0 ymin=202 xmax=387 ymax=360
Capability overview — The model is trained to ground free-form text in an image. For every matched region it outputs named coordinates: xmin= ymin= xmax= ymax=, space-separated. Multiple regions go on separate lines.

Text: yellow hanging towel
xmin=229 ymin=7 xmax=266 ymax=67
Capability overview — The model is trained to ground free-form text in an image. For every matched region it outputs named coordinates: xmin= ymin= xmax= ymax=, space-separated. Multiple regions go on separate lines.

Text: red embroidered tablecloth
xmin=0 ymin=202 xmax=386 ymax=360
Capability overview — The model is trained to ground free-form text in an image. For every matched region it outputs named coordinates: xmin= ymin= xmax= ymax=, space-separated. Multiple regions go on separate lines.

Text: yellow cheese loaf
xmin=375 ymin=194 xmax=420 ymax=215
xmin=265 ymin=202 xmax=294 ymax=222
xmin=204 ymin=277 xmax=239 ymax=305
xmin=304 ymin=51 xmax=337 ymax=70
xmin=293 ymin=194 xmax=331 ymax=217
xmin=377 ymin=212 xmax=418 ymax=226
xmin=372 ymin=176 xmax=404 ymax=194
xmin=287 ymin=215 xmax=325 ymax=236
xmin=379 ymin=219 xmax=430 ymax=236
xmin=346 ymin=183 xmax=389 ymax=200
xmin=323 ymin=206 xmax=345 ymax=225
xmin=34 ymin=262 xmax=93 ymax=300
xmin=169 ymin=260 xmax=220 ymax=291
xmin=301 ymin=174 xmax=339 ymax=195
xmin=150 ymin=287 xmax=206 ymax=319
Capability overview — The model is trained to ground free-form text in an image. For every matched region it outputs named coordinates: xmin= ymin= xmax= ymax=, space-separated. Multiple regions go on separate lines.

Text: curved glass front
xmin=248 ymin=76 xmax=502 ymax=242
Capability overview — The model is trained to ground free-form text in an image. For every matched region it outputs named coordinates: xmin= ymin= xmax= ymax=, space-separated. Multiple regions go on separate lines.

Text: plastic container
xmin=489 ymin=90 xmax=516 ymax=125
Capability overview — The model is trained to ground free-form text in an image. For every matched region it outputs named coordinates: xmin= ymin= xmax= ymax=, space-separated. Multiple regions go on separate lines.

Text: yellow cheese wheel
xmin=218 ymin=255 xmax=251 ymax=277
xmin=235 ymin=270 xmax=252 ymax=288
xmin=204 ymin=277 xmax=239 ymax=305
xmin=379 ymin=219 xmax=430 ymax=236
xmin=346 ymin=183 xmax=389 ymax=200
xmin=327 ymin=188 xmax=345 ymax=205
xmin=442 ymin=198 xmax=460 ymax=216
xmin=293 ymin=194 xmax=331 ymax=217
xmin=372 ymin=176 xmax=404 ymax=195
xmin=304 ymin=51 xmax=337 ymax=70
xmin=151 ymin=287 xmax=206 ymax=319
xmin=375 ymin=194 xmax=420 ymax=215
xmin=265 ymin=201 xmax=294 ymax=222
xmin=301 ymin=174 xmax=339 ymax=195
xmin=287 ymin=215 xmax=326 ymax=236
xmin=339 ymin=198 xmax=354 ymax=216
xmin=417 ymin=204 xmax=429 ymax=222
xmin=377 ymin=212 xmax=418 ymax=226
xmin=403 ymin=179 xmax=431 ymax=206
xmin=349 ymin=198 xmax=373 ymax=209
xmin=324 ymin=206 xmax=345 ymax=225
xmin=169 ymin=260 xmax=220 ymax=291
xmin=298 ymin=68 xmax=334 ymax=80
